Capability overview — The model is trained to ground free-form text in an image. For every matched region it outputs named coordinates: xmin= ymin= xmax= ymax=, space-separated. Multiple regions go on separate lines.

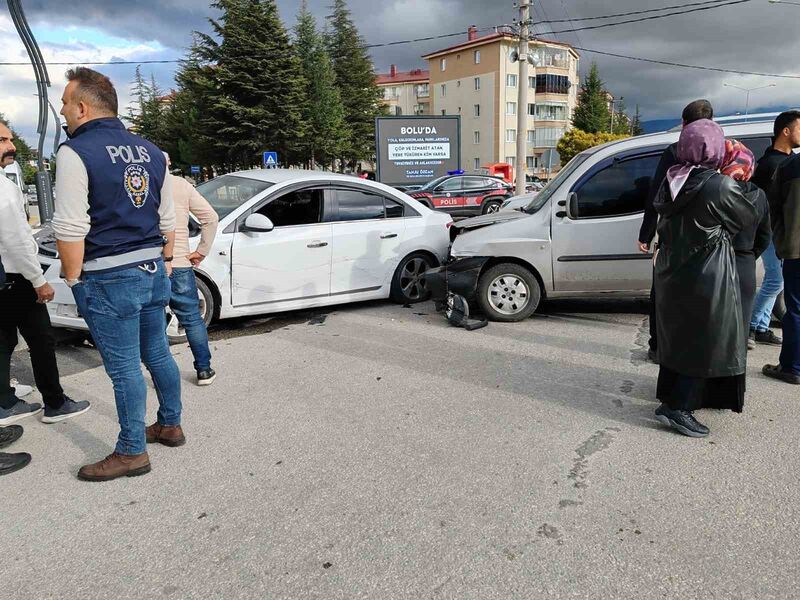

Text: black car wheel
xmin=390 ymin=253 xmax=436 ymax=304
xmin=476 ymin=263 xmax=541 ymax=322
xmin=482 ymin=198 xmax=503 ymax=214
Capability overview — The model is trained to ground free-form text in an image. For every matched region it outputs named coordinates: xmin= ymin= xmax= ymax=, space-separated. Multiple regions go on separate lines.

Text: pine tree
xmin=611 ymin=97 xmax=631 ymax=136
xmin=294 ymin=0 xmax=348 ymax=168
xmin=630 ymin=104 xmax=645 ymax=136
xmin=326 ymin=0 xmax=384 ymax=169
xmin=572 ymin=63 xmax=611 ymax=134
xmin=199 ymin=0 xmax=308 ymax=169
xmin=126 ymin=68 xmax=166 ymax=146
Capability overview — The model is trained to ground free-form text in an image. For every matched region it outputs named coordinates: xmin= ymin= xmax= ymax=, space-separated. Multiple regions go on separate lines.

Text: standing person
xmin=749 ymin=111 xmax=800 ymax=347
xmin=0 ymin=119 xmax=90 ymax=428
xmin=722 ymin=140 xmax=771 ymax=349
xmin=164 ymin=153 xmax=219 ymax=386
xmin=53 ymin=67 xmax=183 ymax=481
xmin=763 ymin=149 xmax=800 ymax=385
xmin=652 ymin=119 xmax=757 ymax=438
xmin=638 ymin=100 xmax=714 ymax=362
xmin=0 ymin=242 xmax=29 ymax=476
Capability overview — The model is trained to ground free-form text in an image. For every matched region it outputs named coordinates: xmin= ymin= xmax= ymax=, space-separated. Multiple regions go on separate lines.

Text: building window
xmin=474 ymin=50 xmax=481 ymax=64
xmin=474 ymin=104 xmax=481 ymax=117
xmin=474 ymin=77 xmax=481 ymax=91
xmin=416 ymin=83 xmax=430 ymax=98
xmin=440 ymin=58 xmax=446 ymax=71
xmin=535 ymin=74 xmax=571 ymax=95
xmin=527 ymin=130 xmax=534 ymax=143
xmin=441 ymin=84 xmax=446 ymax=97
xmin=473 ymin=131 xmax=480 ymax=144
xmin=529 ymin=102 xmax=569 ymax=120
xmin=506 ymin=74 xmax=518 ymax=87
xmin=441 ymin=109 xmax=446 ymax=116
xmin=474 ymin=158 xmax=481 ymax=170
xmin=526 ymin=156 xmax=535 ymax=170
xmin=394 ymin=106 xmax=402 ymax=116
xmin=529 ymin=76 xmax=536 ymax=89
xmin=532 ymin=127 xmax=567 ymax=147
xmin=506 ymin=102 xmax=517 ymax=115
xmin=506 ymin=156 xmax=516 ymax=167
xmin=506 ymin=129 xmax=517 ymax=143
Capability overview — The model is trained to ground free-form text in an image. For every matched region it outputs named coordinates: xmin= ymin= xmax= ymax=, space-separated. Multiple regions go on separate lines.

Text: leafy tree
xmin=326 ymin=0 xmax=385 ymax=169
xmin=557 ymin=128 xmax=628 ymax=163
xmin=126 ymin=67 xmax=167 ymax=146
xmin=572 ymin=63 xmax=611 ymax=134
xmin=294 ymin=0 xmax=348 ymax=168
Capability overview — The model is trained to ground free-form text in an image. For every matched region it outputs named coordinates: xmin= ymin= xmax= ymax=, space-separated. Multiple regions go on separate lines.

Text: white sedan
xmin=37 ymin=170 xmax=452 ymax=341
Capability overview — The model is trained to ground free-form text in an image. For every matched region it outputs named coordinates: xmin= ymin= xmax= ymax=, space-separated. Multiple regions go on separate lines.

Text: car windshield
xmin=196 ymin=175 xmax=274 ymax=220
xmin=419 ymin=176 xmax=449 ymax=191
xmin=523 ymin=152 xmax=592 ymax=214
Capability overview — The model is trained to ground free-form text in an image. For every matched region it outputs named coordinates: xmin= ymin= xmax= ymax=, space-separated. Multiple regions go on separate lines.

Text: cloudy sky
xmin=2 ymin=0 xmax=799 ymax=146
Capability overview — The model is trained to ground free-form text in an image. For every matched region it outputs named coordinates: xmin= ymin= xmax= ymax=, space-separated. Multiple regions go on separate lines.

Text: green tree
xmin=557 ymin=128 xmax=628 ymax=164
xmin=630 ymin=104 xmax=645 ymax=136
xmin=294 ymin=0 xmax=348 ymax=168
xmin=572 ymin=63 xmax=611 ymax=134
xmin=197 ymin=0 xmax=308 ymax=169
xmin=126 ymin=67 xmax=167 ymax=146
xmin=326 ymin=0 xmax=385 ymax=169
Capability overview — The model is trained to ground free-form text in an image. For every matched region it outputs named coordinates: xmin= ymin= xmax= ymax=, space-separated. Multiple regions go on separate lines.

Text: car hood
xmin=452 ymin=210 xmax=528 ymax=232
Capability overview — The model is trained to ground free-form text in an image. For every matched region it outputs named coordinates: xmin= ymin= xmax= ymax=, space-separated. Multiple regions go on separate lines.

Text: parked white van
xmin=427 ymin=117 xmax=777 ymax=322
xmin=1 ymin=161 xmax=30 ymax=219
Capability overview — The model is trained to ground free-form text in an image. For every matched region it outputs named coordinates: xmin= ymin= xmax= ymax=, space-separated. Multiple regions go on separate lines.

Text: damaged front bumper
xmin=425 ymin=256 xmax=490 ymax=303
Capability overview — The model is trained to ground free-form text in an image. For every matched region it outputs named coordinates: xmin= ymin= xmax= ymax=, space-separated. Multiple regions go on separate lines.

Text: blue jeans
xmin=750 ymin=242 xmax=784 ymax=332
xmin=72 ymin=261 xmax=182 ymax=455
xmin=170 ymin=268 xmax=212 ymax=371
xmin=780 ymin=259 xmax=800 ymax=376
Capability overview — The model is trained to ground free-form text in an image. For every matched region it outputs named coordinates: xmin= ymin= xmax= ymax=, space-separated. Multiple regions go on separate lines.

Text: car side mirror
xmin=567 ymin=192 xmax=579 ymax=219
xmin=241 ymin=213 xmax=274 ymax=233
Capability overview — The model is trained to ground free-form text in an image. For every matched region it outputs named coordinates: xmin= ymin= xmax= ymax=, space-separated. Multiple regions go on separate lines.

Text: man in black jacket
xmin=638 ymin=100 xmax=714 ymax=361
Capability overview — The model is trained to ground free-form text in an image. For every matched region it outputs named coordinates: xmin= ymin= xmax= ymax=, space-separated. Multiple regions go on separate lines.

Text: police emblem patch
xmin=123 ymin=164 xmax=150 ymax=209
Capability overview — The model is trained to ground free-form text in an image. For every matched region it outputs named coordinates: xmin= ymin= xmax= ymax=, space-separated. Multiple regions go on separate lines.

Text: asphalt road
xmin=2 ymin=298 xmax=798 ymax=599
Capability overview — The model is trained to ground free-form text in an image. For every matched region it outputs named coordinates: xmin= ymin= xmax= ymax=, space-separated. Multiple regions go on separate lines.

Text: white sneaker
xmin=10 ymin=380 xmax=33 ymax=398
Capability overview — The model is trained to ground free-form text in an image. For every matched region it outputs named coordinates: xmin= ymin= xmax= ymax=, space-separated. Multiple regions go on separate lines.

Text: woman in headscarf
xmin=722 ymin=140 xmax=772 ymax=353
xmin=653 ymin=120 xmax=758 ymax=438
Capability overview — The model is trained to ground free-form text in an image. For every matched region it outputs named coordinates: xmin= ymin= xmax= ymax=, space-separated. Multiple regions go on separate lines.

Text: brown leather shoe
xmin=77 ymin=452 xmax=151 ymax=482
xmin=146 ymin=422 xmax=186 ymax=447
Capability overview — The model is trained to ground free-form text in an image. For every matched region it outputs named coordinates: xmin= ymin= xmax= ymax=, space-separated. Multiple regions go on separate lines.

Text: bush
xmin=557 ymin=128 xmax=629 ymax=164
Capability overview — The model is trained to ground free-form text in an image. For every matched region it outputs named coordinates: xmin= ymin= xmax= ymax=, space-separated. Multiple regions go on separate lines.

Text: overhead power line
xmin=542 ymin=0 xmax=738 ymax=23
xmin=538 ymin=0 xmax=754 ymax=36
xmin=573 ymin=45 xmax=800 ymax=79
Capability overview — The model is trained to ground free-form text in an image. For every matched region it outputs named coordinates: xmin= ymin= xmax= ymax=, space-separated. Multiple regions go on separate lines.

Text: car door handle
xmin=380 ymin=233 xmax=398 ymax=239
xmin=307 ymin=241 xmax=329 ymax=248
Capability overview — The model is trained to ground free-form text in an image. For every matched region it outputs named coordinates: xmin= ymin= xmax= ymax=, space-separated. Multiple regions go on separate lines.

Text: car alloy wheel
xmin=483 ymin=200 xmax=502 ymax=214
xmin=399 ymin=257 xmax=429 ymax=301
xmin=486 ymin=273 xmax=529 ymax=316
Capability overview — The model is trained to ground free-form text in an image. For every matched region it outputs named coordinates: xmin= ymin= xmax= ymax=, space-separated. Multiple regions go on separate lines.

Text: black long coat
xmin=653 ymin=169 xmax=758 ymax=378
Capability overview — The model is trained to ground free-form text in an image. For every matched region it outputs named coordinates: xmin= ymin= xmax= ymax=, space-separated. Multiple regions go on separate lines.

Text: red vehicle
xmin=407 ymin=174 xmax=512 ymax=216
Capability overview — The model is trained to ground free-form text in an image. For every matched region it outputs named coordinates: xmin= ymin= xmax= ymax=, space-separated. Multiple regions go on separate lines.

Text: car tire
xmin=166 ymin=275 xmax=216 ymax=345
xmin=476 ymin=263 xmax=541 ymax=322
xmin=390 ymin=252 xmax=437 ymax=304
xmin=482 ymin=198 xmax=503 ymax=214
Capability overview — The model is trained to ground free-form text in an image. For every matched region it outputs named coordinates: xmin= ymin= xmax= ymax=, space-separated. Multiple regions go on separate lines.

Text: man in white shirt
xmin=0 ymin=120 xmax=90 ymax=474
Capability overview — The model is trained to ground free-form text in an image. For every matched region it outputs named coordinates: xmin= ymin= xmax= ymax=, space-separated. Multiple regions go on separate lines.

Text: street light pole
xmin=722 ymin=83 xmax=776 ymax=120
xmin=514 ymin=0 xmax=531 ymax=196
xmin=7 ymin=0 xmax=55 ymax=223
xmin=34 ymin=93 xmax=62 ymax=158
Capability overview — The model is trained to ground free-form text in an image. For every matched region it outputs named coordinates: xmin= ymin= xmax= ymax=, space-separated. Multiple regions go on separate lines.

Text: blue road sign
xmin=263 ymin=151 xmax=278 ymax=168
xmin=190 ymin=165 xmax=201 ymax=174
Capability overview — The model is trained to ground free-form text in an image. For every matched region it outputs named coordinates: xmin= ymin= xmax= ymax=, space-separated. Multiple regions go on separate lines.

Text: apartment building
xmin=422 ymin=27 xmax=579 ymax=177
xmin=376 ymin=65 xmax=431 ymax=116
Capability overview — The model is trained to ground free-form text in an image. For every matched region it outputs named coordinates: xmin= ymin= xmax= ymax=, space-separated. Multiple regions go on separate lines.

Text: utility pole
xmin=514 ymin=0 xmax=531 ymax=196
xmin=722 ymin=83 xmax=776 ymax=120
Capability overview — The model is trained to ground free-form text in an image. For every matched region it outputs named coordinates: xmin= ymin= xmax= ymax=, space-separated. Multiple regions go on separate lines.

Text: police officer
xmin=53 ymin=67 xmax=184 ymax=481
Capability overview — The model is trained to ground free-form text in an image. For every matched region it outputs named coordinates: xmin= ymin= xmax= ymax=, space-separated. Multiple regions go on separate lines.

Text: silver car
xmin=428 ymin=117 xmax=778 ymax=322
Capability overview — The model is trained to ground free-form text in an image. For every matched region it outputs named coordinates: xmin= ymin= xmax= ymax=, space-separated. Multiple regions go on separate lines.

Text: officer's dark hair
xmin=682 ymin=100 xmax=714 ymax=124
xmin=65 ymin=67 xmax=118 ymax=116
xmin=774 ymin=110 xmax=800 ymax=138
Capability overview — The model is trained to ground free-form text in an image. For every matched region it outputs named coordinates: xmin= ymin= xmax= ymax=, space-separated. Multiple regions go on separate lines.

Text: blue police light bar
xmin=447 ymin=169 xmax=464 ymax=175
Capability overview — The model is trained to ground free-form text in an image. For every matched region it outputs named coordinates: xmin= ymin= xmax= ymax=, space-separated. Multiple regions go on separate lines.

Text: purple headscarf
xmin=666 ymin=119 xmax=726 ymax=200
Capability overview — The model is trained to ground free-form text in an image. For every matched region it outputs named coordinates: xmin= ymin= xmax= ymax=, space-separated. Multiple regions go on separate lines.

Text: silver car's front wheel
xmin=476 ymin=263 xmax=541 ymax=322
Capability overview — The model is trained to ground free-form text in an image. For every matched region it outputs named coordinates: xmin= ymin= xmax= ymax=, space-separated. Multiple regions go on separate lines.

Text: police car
xmin=407 ymin=172 xmax=512 ymax=217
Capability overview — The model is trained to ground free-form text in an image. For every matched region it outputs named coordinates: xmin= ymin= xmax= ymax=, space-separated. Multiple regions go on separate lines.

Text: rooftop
xmin=376 ymin=68 xmax=430 ymax=85
xmin=421 ymin=29 xmax=580 ymax=60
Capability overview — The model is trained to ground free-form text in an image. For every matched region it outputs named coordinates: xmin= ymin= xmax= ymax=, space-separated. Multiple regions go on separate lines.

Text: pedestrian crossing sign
xmin=263 ymin=152 xmax=278 ymax=168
